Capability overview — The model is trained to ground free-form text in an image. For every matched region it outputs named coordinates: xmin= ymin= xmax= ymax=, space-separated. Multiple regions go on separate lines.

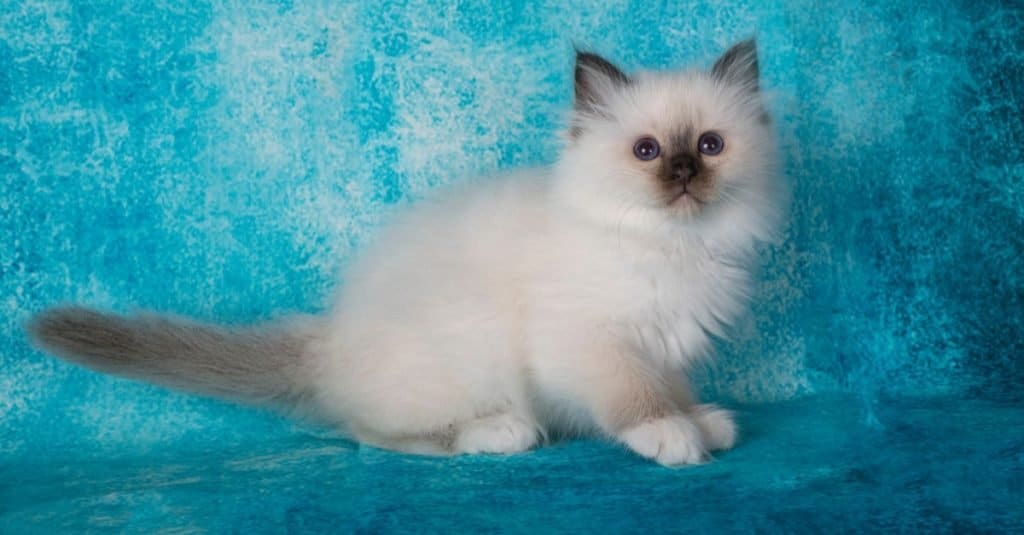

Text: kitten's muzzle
xmin=661 ymin=153 xmax=711 ymax=208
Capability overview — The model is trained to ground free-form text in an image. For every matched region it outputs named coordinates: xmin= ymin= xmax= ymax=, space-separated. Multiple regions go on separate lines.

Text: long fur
xmin=29 ymin=40 xmax=785 ymax=465
xmin=28 ymin=307 xmax=315 ymax=407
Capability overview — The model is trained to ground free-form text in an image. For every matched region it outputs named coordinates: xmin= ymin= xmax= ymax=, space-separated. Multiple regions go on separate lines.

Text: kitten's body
xmin=30 ymin=41 xmax=784 ymax=466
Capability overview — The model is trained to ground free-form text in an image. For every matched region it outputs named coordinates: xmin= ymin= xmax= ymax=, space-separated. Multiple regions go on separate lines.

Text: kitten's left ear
xmin=574 ymin=50 xmax=631 ymax=115
xmin=711 ymin=39 xmax=760 ymax=93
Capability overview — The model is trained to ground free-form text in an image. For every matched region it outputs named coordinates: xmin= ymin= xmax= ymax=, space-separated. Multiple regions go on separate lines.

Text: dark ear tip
xmin=571 ymin=41 xmax=591 ymax=62
xmin=574 ymin=50 xmax=602 ymax=67
xmin=735 ymin=38 xmax=758 ymax=57
xmin=573 ymin=51 xmax=630 ymax=85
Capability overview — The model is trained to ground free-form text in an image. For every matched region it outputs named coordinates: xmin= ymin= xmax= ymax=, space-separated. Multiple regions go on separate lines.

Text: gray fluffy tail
xmin=27 ymin=306 xmax=316 ymax=407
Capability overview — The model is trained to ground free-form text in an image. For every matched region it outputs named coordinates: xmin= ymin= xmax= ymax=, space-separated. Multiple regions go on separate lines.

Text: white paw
xmin=619 ymin=415 xmax=707 ymax=466
xmin=453 ymin=414 xmax=538 ymax=455
xmin=692 ymin=404 xmax=738 ymax=451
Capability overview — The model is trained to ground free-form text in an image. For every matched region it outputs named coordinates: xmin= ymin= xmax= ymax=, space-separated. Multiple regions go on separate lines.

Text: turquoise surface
xmin=2 ymin=0 xmax=1022 ymax=532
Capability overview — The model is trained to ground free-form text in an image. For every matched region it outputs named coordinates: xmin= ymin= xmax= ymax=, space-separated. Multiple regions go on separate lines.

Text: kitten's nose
xmin=670 ymin=154 xmax=698 ymax=185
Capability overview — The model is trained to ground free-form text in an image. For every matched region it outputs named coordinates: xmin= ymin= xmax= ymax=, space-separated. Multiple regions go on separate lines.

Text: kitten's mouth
xmin=667 ymin=189 xmax=707 ymax=209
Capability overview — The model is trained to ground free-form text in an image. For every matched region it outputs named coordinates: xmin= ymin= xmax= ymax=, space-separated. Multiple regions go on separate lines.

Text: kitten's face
xmin=557 ymin=41 xmax=779 ymax=238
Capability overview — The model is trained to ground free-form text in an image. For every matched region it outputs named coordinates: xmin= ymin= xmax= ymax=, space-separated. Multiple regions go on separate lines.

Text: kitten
xmin=29 ymin=40 xmax=784 ymax=466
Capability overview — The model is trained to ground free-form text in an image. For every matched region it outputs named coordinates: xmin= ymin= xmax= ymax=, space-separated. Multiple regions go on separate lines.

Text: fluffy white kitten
xmin=30 ymin=40 xmax=784 ymax=466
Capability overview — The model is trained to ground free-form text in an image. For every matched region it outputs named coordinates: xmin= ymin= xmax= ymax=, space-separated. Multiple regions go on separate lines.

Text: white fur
xmin=298 ymin=48 xmax=783 ymax=465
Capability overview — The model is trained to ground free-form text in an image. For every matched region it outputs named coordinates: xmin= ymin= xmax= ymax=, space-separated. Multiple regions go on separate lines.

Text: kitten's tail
xmin=27 ymin=306 xmax=318 ymax=408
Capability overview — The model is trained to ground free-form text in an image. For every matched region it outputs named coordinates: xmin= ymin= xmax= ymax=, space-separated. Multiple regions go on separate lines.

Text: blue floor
xmin=3 ymin=396 xmax=1021 ymax=532
xmin=3 ymin=0 xmax=1024 ymax=532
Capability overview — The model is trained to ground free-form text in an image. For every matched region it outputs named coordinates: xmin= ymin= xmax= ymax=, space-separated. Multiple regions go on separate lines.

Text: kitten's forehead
xmin=616 ymin=71 xmax=751 ymax=137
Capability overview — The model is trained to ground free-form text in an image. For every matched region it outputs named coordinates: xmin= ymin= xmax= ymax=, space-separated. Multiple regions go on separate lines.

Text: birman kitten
xmin=30 ymin=39 xmax=784 ymax=466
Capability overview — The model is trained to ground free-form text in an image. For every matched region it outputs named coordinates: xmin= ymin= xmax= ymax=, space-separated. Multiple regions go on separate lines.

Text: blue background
xmin=2 ymin=0 xmax=1022 ymax=531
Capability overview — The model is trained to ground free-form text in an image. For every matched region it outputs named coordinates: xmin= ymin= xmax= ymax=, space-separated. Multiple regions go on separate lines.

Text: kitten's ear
xmin=711 ymin=39 xmax=760 ymax=93
xmin=574 ymin=50 xmax=631 ymax=114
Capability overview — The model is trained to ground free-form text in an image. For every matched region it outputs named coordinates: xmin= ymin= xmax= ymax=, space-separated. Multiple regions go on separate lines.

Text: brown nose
xmin=670 ymin=154 xmax=698 ymax=184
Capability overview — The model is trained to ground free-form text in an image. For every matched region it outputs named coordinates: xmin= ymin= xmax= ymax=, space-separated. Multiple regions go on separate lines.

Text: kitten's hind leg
xmin=452 ymin=413 xmax=539 ymax=455
xmin=359 ymin=414 xmax=538 ymax=456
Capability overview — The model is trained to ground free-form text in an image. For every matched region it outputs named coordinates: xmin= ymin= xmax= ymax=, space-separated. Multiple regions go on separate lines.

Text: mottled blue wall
xmin=2 ymin=0 xmax=1022 ymax=459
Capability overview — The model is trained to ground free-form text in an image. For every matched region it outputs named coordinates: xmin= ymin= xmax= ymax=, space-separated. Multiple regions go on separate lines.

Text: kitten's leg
xmin=354 ymin=414 xmax=537 ymax=456
xmin=535 ymin=338 xmax=707 ymax=466
xmin=452 ymin=413 xmax=539 ymax=455
xmin=617 ymin=415 xmax=706 ymax=466
xmin=594 ymin=357 xmax=709 ymax=465
xmin=666 ymin=379 xmax=738 ymax=452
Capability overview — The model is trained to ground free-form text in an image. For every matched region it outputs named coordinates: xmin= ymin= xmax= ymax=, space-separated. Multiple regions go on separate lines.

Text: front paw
xmin=618 ymin=415 xmax=707 ymax=466
xmin=692 ymin=404 xmax=737 ymax=451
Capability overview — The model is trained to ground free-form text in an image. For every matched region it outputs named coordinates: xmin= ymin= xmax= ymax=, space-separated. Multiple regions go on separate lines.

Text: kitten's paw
xmin=454 ymin=414 xmax=538 ymax=455
xmin=619 ymin=415 xmax=707 ymax=466
xmin=692 ymin=404 xmax=737 ymax=451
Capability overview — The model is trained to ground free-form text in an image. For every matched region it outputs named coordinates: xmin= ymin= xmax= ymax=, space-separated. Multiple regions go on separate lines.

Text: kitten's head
xmin=556 ymin=40 xmax=783 ymax=246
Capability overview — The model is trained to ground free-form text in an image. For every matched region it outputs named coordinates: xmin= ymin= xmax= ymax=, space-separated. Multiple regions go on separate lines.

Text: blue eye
xmin=698 ymin=132 xmax=724 ymax=155
xmin=633 ymin=137 xmax=661 ymax=161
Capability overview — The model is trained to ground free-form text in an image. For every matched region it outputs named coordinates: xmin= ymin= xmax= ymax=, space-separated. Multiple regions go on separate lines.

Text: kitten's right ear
xmin=574 ymin=50 xmax=631 ymax=116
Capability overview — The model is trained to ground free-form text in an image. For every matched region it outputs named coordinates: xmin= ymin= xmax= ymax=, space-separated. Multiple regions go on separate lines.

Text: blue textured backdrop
xmin=2 ymin=0 xmax=1022 ymax=531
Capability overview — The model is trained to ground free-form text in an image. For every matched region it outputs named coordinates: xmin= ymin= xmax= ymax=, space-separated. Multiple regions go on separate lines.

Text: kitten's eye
xmin=633 ymin=137 xmax=661 ymax=161
xmin=698 ymin=132 xmax=725 ymax=155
